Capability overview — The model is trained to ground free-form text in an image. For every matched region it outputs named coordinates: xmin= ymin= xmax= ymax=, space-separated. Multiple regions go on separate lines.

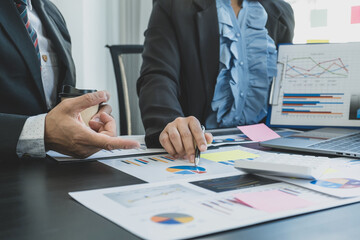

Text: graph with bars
xmin=281 ymin=93 xmax=344 ymax=116
xmin=269 ymin=43 xmax=360 ymax=127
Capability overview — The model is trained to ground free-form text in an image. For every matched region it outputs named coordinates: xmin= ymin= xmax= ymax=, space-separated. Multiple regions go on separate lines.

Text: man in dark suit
xmin=137 ymin=0 xmax=294 ymax=161
xmin=0 ymin=0 xmax=139 ymax=159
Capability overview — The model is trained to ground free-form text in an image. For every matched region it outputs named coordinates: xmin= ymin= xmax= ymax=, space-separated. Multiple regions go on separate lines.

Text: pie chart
xmin=166 ymin=166 xmax=206 ymax=175
xmin=151 ymin=213 xmax=194 ymax=225
xmin=311 ymin=178 xmax=360 ymax=189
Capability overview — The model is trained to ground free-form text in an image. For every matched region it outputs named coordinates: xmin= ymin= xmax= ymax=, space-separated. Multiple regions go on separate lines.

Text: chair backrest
xmin=106 ymin=44 xmax=144 ymax=135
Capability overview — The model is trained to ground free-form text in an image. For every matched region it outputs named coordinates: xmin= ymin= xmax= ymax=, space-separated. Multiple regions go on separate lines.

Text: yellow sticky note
xmin=322 ymin=168 xmax=339 ymax=175
xmin=201 ymin=150 xmax=259 ymax=162
xmin=307 ymin=39 xmax=330 ymax=44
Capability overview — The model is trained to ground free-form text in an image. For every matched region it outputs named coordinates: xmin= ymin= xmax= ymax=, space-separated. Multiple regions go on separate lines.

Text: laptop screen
xmin=267 ymin=42 xmax=360 ymax=129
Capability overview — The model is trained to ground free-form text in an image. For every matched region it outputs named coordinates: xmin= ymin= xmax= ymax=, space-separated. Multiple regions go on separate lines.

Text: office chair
xmin=106 ymin=44 xmax=144 ymax=135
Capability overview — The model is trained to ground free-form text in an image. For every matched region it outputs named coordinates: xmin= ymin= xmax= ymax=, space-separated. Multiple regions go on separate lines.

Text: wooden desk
xmin=1 ymin=157 xmax=360 ymax=240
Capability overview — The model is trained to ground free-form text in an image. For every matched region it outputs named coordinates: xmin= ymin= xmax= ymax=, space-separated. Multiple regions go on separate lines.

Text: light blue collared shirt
xmin=206 ymin=0 xmax=277 ymax=128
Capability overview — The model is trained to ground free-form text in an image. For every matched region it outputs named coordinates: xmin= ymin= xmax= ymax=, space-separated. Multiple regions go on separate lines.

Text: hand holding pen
xmin=159 ymin=116 xmax=213 ymax=162
xmin=194 ymin=125 xmax=205 ymax=167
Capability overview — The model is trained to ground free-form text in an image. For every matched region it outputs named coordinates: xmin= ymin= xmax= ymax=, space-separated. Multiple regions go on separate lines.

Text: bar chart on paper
xmin=99 ymin=154 xmax=239 ymax=183
xmin=270 ymin=43 xmax=360 ymax=128
xmin=281 ymin=93 xmax=345 ymax=116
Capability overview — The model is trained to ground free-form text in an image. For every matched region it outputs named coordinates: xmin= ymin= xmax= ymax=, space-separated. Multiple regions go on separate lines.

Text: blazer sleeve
xmin=261 ymin=0 xmax=295 ymax=45
xmin=137 ymin=0 xmax=184 ymax=147
xmin=276 ymin=0 xmax=295 ymax=44
xmin=0 ymin=113 xmax=28 ymax=158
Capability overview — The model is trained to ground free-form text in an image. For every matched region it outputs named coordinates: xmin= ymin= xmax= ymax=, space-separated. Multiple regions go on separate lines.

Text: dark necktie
xmin=14 ymin=0 xmax=41 ymax=64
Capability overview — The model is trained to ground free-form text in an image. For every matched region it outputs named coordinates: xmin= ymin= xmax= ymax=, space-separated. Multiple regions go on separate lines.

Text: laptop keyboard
xmin=309 ymin=132 xmax=360 ymax=153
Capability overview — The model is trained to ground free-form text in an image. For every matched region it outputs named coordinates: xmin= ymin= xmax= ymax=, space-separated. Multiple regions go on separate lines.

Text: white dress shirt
xmin=16 ymin=0 xmax=59 ymax=158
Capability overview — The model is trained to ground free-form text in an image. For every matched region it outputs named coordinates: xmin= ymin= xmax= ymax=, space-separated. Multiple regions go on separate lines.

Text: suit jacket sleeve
xmin=137 ymin=0 xmax=184 ymax=147
xmin=0 ymin=113 xmax=29 ymax=158
xmin=261 ymin=0 xmax=295 ymax=46
xmin=0 ymin=0 xmax=74 ymax=159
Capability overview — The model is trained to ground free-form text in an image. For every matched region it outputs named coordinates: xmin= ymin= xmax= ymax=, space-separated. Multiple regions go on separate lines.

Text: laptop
xmin=261 ymin=42 xmax=360 ymax=158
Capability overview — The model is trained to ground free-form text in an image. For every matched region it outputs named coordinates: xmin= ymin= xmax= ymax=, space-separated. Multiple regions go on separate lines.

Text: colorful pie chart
xmin=151 ymin=213 xmax=194 ymax=225
xmin=311 ymin=178 xmax=360 ymax=189
xmin=166 ymin=166 xmax=206 ymax=175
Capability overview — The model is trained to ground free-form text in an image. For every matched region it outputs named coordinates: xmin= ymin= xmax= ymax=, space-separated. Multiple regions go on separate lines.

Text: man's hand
xmin=45 ymin=91 xmax=140 ymax=158
xmin=88 ymin=104 xmax=114 ymax=134
xmin=159 ymin=116 xmax=213 ymax=162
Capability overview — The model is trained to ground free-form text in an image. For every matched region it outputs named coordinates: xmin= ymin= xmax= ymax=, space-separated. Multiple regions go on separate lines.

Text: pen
xmin=194 ymin=125 xmax=205 ymax=167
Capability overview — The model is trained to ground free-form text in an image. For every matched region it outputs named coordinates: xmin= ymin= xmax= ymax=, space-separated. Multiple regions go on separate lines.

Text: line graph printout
xmin=270 ymin=43 xmax=360 ymax=127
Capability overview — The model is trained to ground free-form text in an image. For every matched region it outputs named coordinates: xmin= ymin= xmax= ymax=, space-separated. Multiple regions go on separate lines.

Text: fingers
xmin=205 ymin=133 xmax=213 ymax=144
xmin=91 ymin=104 xmax=112 ymax=122
xmin=159 ymin=117 xmax=207 ymax=161
xmin=88 ymin=120 xmax=103 ymax=132
xmin=89 ymin=105 xmax=114 ymax=132
xmin=65 ymin=91 xmax=110 ymax=115
xmin=159 ymin=131 xmax=177 ymax=157
xmin=166 ymin=126 xmax=185 ymax=157
xmin=188 ymin=118 xmax=207 ymax=152
xmin=86 ymin=131 xmax=140 ymax=150
xmin=100 ymin=112 xmax=117 ymax=137
xmin=178 ymin=123 xmax=196 ymax=162
xmin=89 ymin=112 xmax=118 ymax=137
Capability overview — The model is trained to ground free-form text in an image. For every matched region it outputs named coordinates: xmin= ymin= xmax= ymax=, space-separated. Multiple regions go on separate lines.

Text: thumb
xmin=67 ymin=91 xmax=110 ymax=114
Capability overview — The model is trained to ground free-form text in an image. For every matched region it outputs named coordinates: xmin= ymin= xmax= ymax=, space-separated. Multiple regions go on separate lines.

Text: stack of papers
xmin=69 ymin=144 xmax=360 ymax=239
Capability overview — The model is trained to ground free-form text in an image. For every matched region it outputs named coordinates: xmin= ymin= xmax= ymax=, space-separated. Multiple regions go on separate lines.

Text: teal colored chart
xmin=166 ymin=166 xmax=206 ymax=175
xmin=311 ymin=178 xmax=360 ymax=189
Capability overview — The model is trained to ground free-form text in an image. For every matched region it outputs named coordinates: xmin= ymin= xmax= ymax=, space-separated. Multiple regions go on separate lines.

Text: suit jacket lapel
xmin=32 ymin=0 xmax=75 ymax=88
xmin=0 ymin=0 xmax=46 ymax=105
xmin=194 ymin=0 xmax=219 ymax=118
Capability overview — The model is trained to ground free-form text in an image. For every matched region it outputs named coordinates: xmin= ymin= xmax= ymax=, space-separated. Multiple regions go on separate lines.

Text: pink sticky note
xmin=238 ymin=123 xmax=280 ymax=142
xmin=351 ymin=6 xmax=360 ymax=24
xmin=234 ymin=190 xmax=313 ymax=213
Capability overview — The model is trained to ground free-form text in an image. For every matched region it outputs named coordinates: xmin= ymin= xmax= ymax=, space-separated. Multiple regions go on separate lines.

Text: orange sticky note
xmin=238 ymin=123 xmax=280 ymax=142
xmin=234 ymin=190 xmax=313 ymax=213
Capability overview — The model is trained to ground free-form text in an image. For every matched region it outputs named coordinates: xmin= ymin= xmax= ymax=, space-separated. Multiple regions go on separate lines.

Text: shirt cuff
xmin=16 ymin=114 xmax=47 ymax=158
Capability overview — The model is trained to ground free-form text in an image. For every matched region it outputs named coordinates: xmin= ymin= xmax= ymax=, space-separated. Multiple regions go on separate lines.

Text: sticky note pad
xmin=307 ymin=40 xmax=329 ymax=44
xmin=351 ymin=6 xmax=360 ymax=24
xmin=201 ymin=150 xmax=259 ymax=162
xmin=310 ymin=9 xmax=328 ymax=28
xmin=234 ymin=190 xmax=313 ymax=213
xmin=238 ymin=123 xmax=280 ymax=142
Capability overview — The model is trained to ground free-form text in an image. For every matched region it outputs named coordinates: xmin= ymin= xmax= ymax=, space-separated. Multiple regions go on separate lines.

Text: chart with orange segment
xmin=151 ymin=213 xmax=194 ymax=225
xmin=99 ymin=148 xmax=243 ymax=183
xmin=166 ymin=166 xmax=207 ymax=175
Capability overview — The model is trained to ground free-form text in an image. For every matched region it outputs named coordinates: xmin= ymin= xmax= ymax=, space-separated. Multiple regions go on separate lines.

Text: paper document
xmin=70 ymin=174 xmax=360 ymax=240
xmin=99 ymin=153 xmax=240 ymax=183
xmin=47 ymin=135 xmax=165 ymax=162
xmin=268 ymin=158 xmax=360 ymax=198
xmin=234 ymin=190 xmax=313 ymax=213
xmin=99 ymin=146 xmax=264 ymax=183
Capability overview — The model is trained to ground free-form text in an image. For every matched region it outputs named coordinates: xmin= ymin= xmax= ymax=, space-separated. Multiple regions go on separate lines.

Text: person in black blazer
xmin=137 ymin=0 xmax=294 ymax=160
xmin=0 ymin=0 xmax=139 ymax=159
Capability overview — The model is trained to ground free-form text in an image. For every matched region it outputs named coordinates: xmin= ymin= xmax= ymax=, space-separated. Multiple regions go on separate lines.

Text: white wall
xmin=50 ymin=0 xmax=152 ymax=134
xmin=286 ymin=0 xmax=360 ymax=43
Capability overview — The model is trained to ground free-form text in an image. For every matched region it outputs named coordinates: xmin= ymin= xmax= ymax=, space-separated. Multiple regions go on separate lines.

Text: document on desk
xmin=99 ymin=146 xmax=262 ymax=183
xmin=47 ymin=135 xmax=166 ymax=162
xmin=269 ymin=158 xmax=360 ymax=198
xmin=69 ymin=173 xmax=360 ymax=240
xmin=209 ymin=129 xmax=300 ymax=147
